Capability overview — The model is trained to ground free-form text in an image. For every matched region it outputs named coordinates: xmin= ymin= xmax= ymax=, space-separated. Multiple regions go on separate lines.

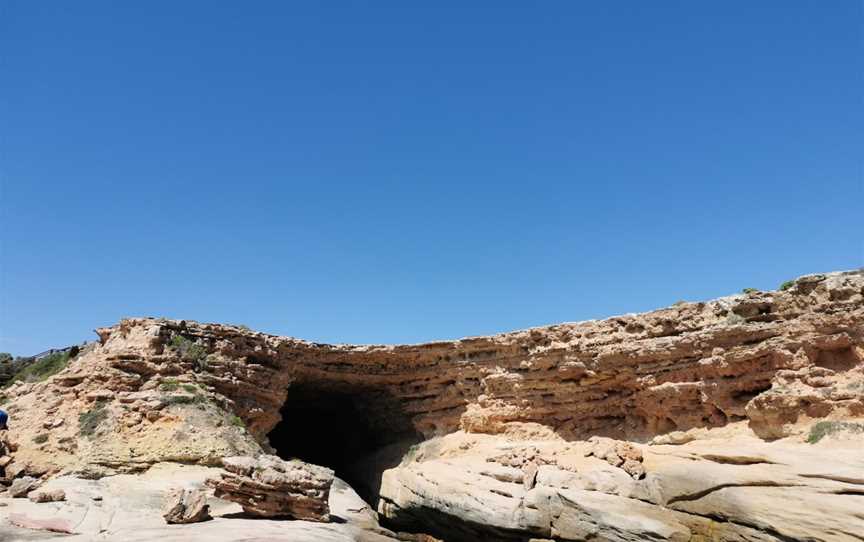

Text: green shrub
xmin=79 ymin=401 xmax=109 ymax=437
xmin=164 ymin=394 xmax=202 ymax=406
xmin=229 ymin=415 xmax=245 ymax=428
xmin=169 ymin=335 xmax=207 ymax=369
xmin=807 ymin=421 xmax=864 ymax=444
xmin=742 ymin=288 xmax=757 ymax=294
xmin=779 ymin=280 xmax=795 ymax=291
xmin=0 ymin=394 xmax=7 ymax=406
xmin=162 ymin=385 xmax=207 ymax=406
xmin=159 ymin=378 xmax=180 ymax=392
xmin=32 ymin=434 xmax=48 ymax=444
xmin=9 ymin=351 xmax=70 ymax=384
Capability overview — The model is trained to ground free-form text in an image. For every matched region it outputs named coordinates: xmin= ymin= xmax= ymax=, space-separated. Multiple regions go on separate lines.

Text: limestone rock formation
xmin=0 ymin=269 xmax=860 ymax=541
xmin=377 ymin=430 xmax=864 ymax=541
xmin=27 ymin=488 xmax=65 ymax=503
xmin=207 ymin=455 xmax=334 ymax=521
xmin=0 ymin=463 xmax=406 ymax=541
xmin=161 ymin=487 xmax=210 ymax=524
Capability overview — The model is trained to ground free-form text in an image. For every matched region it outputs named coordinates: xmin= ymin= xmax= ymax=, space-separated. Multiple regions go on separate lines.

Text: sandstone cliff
xmin=0 ymin=270 xmax=862 ymax=541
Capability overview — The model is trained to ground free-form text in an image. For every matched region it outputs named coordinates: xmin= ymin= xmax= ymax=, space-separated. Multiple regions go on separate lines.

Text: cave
xmin=266 ymin=382 xmax=420 ymax=504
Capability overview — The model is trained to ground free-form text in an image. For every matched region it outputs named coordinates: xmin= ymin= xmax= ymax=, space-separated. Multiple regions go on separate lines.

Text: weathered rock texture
xmin=0 ymin=270 xmax=861 ymax=541
xmin=161 ymin=487 xmax=210 ymax=524
xmin=0 ymin=431 xmax=15 ymax=478
xmin=4 ymin=270 xmax=862 ymax=474
xmin=0 ymin=463 xmax=405 ymax=541
xmin=8 ymin=476 xmax=41 ymax=498
xmin=27 ymin=488 xmax=65 ymax=503
xmin=377 ymin=427 xmax=864 ymax=541
xmin=207 ymin=455 xmax=334 ymax=521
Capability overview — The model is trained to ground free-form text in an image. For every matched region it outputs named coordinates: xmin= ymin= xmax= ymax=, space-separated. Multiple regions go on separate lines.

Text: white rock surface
xmin=378 ymin=431 xmax=864 ymax=541
xmin=0 ymin=463 xmax=401 ymax=542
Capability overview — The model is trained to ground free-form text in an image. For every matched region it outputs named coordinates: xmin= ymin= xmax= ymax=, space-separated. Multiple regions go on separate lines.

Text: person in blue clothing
xmin=0 ymin=409 xmax=6 ymax=430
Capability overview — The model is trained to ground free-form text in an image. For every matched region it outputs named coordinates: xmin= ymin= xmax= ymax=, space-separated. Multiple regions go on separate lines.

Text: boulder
xmin=9 ymin=476 xmax=42 ymax=498
xmin=161 ymin=487 xmax=211 ymax=524
xmin=28 ymin=489 xmax=66 ymax=503
xmin=207 ymin=455 xmax=334 ymax=521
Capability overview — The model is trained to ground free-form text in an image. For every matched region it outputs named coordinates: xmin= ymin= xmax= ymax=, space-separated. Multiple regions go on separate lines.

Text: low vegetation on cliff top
xmin=807 ymin=421 xmax=864 ymax=444
xmin=1 ymin=348 xmax=77 ymax=388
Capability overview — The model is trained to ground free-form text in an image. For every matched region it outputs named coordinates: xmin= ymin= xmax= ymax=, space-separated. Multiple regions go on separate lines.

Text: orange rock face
xmin=0 ymin=270 xmax=861 ymax=542
xmin=206 ymin=456 xmax=333 ymax=521
xmin=1 ymin=270 xmax=862 ymax=478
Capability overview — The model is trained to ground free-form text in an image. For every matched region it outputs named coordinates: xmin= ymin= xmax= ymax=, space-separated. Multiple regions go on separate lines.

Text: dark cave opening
xmin=266 ymin=383 xmax=420 ymax=505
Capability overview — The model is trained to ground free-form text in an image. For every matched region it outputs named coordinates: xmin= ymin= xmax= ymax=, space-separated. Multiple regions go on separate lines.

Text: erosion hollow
xmin=266 ymin=382 xmax=420 ymax=504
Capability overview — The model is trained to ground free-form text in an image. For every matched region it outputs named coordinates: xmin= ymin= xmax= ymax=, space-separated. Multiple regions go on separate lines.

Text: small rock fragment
xmin=28 ymin=489 xmax=66 ymax=503
xmin=585 ymin=437 xmax=645 ymax=479
xmin=9 ymin=476 xmax=42 ymax=498
xmin=161 ymin=487 xmax=211 ymax=524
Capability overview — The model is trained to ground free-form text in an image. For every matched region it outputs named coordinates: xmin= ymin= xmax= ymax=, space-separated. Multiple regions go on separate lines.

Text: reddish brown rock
xmin=207 ymin=455 xmax=334 ymax=521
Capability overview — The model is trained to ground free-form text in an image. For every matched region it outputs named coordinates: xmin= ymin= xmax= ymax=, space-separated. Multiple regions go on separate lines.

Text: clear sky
xmin=1 ymin=1 xmax=862 ymax=355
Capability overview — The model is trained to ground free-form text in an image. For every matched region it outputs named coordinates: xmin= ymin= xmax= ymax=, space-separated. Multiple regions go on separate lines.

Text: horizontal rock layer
xmin=0 ymin=270 xmax=861 ymax=541
xmin=1 ymin=270 xmax=862 ymax=475
xmin=207 ymin=455 xmax=334 ymax=521
xmin=377 ymin=430 xmax=864 ymax=542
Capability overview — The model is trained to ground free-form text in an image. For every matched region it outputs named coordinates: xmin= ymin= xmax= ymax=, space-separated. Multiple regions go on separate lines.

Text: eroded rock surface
xmin=8 ymin=477 xmax=41 ymax=498
xmin=161 ymin=487 xmax=210 ymax=524
xmin=0 ymin=270 xmax=861 ymax=541
xmin=0 ymin=463 xmax=404 ymax=541
xmin=27 ymin=488 xmax=65 ymax=503
xmin=377 ymin=430 xmax=864 ymax=541
xmin=207 ymin=455 xmax=334 ymax=521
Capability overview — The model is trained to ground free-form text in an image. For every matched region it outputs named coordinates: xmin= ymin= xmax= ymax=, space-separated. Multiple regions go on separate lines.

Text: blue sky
xmin=1 ymin=1 xmax=862 ymax=355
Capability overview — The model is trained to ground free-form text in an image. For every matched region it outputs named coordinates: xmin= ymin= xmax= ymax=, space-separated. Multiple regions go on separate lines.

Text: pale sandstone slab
xmin=378 ymin=433 xmax=864 ymax=542
xmin=0 ymin=463 xmax=402 ymax=541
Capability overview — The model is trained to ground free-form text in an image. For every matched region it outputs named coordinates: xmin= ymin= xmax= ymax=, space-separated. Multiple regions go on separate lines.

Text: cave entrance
xmin=267 ymin=383 xmax=420 ymax=504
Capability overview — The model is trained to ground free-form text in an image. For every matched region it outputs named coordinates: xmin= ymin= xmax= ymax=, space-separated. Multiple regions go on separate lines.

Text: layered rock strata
xmin=3 ymin=270 xmax=861 ymax=477
xmin=377 ymin=428 xmax=864 ymax=541
xmin=207 ymin=455 xmax=334 ymax=521
xmin=0 ymin=270 xmax=860 ymax=541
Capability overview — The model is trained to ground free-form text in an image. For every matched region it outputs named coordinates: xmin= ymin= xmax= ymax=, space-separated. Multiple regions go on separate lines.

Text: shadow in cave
xmin=267 ymin=383 xmax=421 ymax=506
